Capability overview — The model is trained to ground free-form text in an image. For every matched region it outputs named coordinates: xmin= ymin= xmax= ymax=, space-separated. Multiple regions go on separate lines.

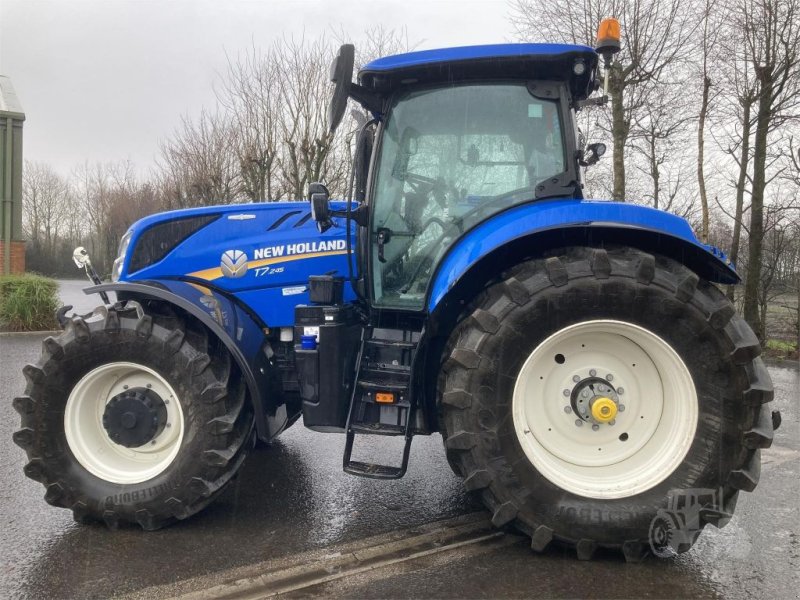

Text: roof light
xmin=595 ymin=17 xmax=621 ymax=62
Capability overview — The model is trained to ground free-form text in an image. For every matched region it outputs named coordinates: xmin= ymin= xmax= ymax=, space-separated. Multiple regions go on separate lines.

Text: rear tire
xmin=439 ymin=246 xmax=775 ymax=560
xmin=13 ymin=302 xmax=254 ymax=530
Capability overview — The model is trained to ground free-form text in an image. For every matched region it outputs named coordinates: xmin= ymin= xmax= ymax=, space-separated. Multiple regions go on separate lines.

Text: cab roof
xmin=358 ymin=43 xmax=598 ymax=100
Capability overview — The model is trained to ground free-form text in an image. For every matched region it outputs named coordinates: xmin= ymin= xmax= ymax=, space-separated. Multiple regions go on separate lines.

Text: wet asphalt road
xmin=0 ymin=281 xmax=797 ymax=599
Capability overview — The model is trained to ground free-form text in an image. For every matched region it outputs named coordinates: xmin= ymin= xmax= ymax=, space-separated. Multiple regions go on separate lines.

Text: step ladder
xmin=343 ymin=327 xmax=422 ymax=479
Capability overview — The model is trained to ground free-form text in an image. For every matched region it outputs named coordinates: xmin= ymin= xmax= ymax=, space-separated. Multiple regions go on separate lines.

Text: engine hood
xmin=117 ymin=201 xmax=355 ymax=295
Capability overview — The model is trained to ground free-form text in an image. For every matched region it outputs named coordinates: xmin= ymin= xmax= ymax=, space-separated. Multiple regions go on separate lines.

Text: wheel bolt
xmin=572 ymin=375 xmax=581 ymax=383
xmin=123 ymin=385 xmax=129 ymax=390
xmin=589 ymin=369 xmax=597 ymax=377
xmin=617 ymin=387 xmax=625 ymax=395
xmin=606 ymin=374 xmax=614 ymax=381
xmin=618 ymin=405 xmax=626 ymax=412
xmin=563 ymin=389 xmax=571 ymax=397
xmin=166 ymin=422 xmax=171 ymax=428
xmin=575 ymin=419 xmax=584 ymax=427
xmin=582 ymin=390 xmax=590 ymax=398
xmin=592 ymin=424 xmax=600 ymax=431
xmin=609 ymin=419 xmax=616 ymax=426
xmin=564 ymin=406 xmax=572 ymax=413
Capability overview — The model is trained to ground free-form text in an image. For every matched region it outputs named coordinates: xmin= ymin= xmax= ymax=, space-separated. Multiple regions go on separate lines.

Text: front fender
xmin=427 ymin=199 xmax=738 ymax=313
xmin=85 ymin=280 xmax=290 ymax=442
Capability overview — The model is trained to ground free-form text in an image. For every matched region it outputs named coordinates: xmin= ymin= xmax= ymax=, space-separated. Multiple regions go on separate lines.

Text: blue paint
xmin=361 ymin=43 xmax=595 ymax=72
xmin=426 ymin=198 xmax=736 ymax=312
xmin=118 ymin=201 xmax=356 ymax=327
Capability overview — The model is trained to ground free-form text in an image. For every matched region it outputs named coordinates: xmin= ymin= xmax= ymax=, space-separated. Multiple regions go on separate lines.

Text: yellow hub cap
xmin=591 ymin=397 xmax=617 ymax=423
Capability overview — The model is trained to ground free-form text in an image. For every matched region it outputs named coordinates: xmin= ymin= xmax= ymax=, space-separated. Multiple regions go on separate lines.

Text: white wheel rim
xmin=64 ymin=362 xmax=185 ymax=484
xmin=512 ymin=320 xmax=697 ymax=499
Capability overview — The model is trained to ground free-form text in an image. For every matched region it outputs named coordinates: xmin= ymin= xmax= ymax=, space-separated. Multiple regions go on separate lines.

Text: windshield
xmin=371 ymin=83 xmax=567 ymax=309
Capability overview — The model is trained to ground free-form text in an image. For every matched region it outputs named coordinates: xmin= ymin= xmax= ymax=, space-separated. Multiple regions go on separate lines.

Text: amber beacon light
xmin=595 ymin=17 xmax=621 ymax=63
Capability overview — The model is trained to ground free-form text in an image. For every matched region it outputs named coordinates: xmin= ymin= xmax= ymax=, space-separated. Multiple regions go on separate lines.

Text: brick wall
xmin=0 ymin=240 xmax=26 ymax=274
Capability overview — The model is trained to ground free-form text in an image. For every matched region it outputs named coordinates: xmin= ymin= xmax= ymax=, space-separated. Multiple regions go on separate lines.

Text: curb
xmin=0 ymin=330 xmax=60 ymax=337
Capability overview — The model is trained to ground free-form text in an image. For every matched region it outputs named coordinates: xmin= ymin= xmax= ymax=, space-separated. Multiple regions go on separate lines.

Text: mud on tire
xmin=13 ymin=302 xmax=254 ymax=530
xmin=438 ymin=246 xmax=775 ymax=560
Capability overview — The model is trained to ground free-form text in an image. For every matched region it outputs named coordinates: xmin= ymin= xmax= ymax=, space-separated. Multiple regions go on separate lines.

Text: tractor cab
xmin=324 ymin=43 xmax=600 ymax=310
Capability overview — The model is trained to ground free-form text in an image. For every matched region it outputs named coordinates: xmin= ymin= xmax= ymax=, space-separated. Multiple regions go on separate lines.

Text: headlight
xmin=111 ymin=230 xmax=133 ymax=282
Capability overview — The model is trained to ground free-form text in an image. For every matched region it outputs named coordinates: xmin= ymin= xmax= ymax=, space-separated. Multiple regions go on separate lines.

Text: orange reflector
xmin=375 ymin=392 xmax=395 ymax=404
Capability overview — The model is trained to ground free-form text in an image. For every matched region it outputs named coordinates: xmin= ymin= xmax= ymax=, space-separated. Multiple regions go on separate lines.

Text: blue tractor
xmin=14 ymin=23 xmax=778 ymax=560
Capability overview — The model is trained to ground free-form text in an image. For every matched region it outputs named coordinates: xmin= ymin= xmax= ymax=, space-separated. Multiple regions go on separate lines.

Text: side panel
xmin=120 ymin=201 xmax=357 ymax=327
xmin=427 ymin=199 xmax=738 ymax=312
xmin=86 ymin=280 xmax=291 ymax=442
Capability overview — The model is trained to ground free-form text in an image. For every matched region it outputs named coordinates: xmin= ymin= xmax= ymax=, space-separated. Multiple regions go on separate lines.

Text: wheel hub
xmin=569 ymin=376 xmax=621 ymax=426
xmin=591 ymin=397 xmax=617 ymax=423
xmin=102 ymin=387 xmax=167 ymax=448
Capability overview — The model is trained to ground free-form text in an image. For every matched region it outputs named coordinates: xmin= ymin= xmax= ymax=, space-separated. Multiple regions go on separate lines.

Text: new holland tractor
xmin=14 ymin=20 xmax=779 ymax=561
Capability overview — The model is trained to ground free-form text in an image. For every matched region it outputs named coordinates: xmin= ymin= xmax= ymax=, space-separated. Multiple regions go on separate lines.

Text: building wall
xmin=0 ymin=240 xmax=26 ymax=274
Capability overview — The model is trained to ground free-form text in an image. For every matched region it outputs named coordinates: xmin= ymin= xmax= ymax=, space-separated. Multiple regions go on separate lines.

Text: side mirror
xmin=309 ymin=182 xmax=332 ymax=233
xmin=580 ymin=142 xmax=607 ymax=167
xmin=328 ymin=45 xmax=355 ymax=133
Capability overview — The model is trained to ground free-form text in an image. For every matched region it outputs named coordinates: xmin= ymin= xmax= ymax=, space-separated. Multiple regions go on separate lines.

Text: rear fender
xmin=427 ymin=199 xmax=738 ymax=315
xmin=84 ymin=280 xmax=290 ymax=442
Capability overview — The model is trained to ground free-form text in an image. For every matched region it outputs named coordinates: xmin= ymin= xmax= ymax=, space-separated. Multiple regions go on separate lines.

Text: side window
xmin=370 ymin=84 xmax=569 ymax=309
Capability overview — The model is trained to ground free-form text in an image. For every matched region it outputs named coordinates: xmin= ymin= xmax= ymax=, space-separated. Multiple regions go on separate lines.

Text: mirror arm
xmin=349 ymin=83 xmax=383 ymax=115
xmin=574 ymin=95 xmax=608 ymax=110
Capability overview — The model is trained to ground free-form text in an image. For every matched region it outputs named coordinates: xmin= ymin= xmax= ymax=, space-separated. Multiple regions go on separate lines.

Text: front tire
xmin=13 ymin=302 xmax=254 ymax=530
xmin=439 ymin=247 xmax=775 ymax=560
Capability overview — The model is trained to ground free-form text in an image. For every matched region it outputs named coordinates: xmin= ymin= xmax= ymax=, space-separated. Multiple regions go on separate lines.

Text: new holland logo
xmin=220 ymin=250 xmax=248 ymax=279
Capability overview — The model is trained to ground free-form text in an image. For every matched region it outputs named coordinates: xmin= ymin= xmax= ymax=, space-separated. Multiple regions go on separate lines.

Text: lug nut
xmin=589 ymin=369 xmax=597 ymax=377
xmin=609 ymin=419 xmax=616 ymax=426
xmin=606 ymin=374 xmax=614 ymax=381
xmin=618 ymin=405 xmax=625 ymax=412
xmin=573 ymin=375 xmax=581 ymax=383
xmin=564 ymin=406 xmax=572 ymax=413
xmin=563 ymin=389 xmax=571 ymax=397
xmin=582 ymin=390 xmax=590 ymax=398
xmin=617 ymin=387 xmax=625 ymax=395
xmin=575 ymin=419 xmax=584 ymax=427
xmin=592 ymin=424 xmax=600 ymax=431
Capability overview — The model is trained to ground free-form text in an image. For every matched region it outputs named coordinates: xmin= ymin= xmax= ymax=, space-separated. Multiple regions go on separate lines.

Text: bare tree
xmin=511 ymin=0 xmax=697 ymax=200
xmin=157 ymin=110 xmax=241 ymax=207
xmin=738 ymin=0 xmax=800 ymax=336
xmin=22 ymin=161 xmax=70 ymax=258
xmin=218 ymin=43 xmax=284 ymax=202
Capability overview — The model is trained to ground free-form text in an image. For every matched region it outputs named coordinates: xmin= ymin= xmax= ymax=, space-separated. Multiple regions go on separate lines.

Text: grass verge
xmin=0 ymin=273 xmax=59 ymax=332
xmin=764 ymin=338 xmax=799 ymax=361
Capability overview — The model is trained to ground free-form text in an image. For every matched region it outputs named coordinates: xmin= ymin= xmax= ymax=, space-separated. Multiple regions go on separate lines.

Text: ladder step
xmin=365 ymin=339 xmax=416 ymax=349
xmin=343 ymin=430 xmax=413 ymax=480
xmin=343 ymin=461 xmax=406 ymax=479
xmin=350 ymin=422 xmax=406 ymax=436
xmin=357 ymin=380 xmax=408 ymax=392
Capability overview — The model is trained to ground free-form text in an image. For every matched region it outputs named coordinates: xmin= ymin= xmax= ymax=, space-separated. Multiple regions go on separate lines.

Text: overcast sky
xmin=1 ymin=0 xmax=513 ymax=177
